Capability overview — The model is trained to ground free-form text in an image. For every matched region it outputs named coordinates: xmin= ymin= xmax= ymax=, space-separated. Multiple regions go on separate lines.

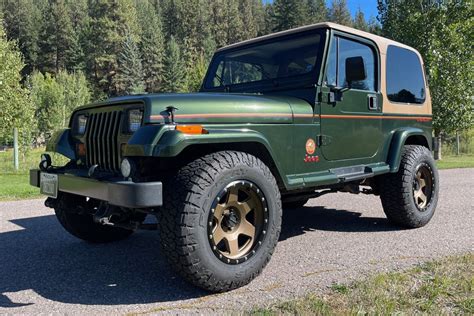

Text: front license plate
xmin=40 ymin=173 xmax=58 ymax=198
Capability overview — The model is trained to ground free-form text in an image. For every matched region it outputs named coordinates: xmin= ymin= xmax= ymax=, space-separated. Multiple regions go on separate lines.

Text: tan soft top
xmin=219 ymin=22 xmax=420 ymax=59
xmin=218 ymin=22 xmax=431 ymax=116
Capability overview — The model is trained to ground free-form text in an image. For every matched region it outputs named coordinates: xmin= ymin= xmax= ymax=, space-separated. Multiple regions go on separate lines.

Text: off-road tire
xmin=282 ymin=198 xmax=309 ymax=209
xmin=158 ymin=151 xmax=282 ymax=292
xmin=54 ymin=193 xmax=134 ymax=243
xmin=377 ymin=145 xmax=439 ymax=228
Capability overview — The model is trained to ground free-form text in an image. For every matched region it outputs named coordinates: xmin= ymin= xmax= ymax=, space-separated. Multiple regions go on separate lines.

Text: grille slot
xmin=85 ymin=111 xmax=122 ymax=171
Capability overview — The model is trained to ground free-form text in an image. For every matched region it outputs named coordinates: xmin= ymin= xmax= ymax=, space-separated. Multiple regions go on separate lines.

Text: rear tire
xmin=159 ymin=151 xmax=282 ymax=292
xmin=377 ymin=145 xmax=439 ymax=228
xmin=54 ymin=193 xmax=134 ymax=243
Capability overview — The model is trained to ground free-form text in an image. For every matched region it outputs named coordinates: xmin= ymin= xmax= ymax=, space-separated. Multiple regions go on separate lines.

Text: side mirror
xmin=345 ymin=56 xmax=366 ymax=86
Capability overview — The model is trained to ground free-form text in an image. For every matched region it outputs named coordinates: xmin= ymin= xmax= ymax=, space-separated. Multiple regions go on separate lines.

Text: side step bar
xmin=330 ymin=165 xmax=375 ymax=182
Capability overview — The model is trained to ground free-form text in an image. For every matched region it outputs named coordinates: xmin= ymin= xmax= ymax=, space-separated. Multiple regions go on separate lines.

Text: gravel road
xmin=0 ymin=168 xmax=473 ymax=314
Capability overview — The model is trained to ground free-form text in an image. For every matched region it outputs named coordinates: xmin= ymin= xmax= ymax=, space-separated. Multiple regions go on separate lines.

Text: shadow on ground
xmin=279 ymin=205 xmax=400 ymax=241
xmin=0 ymin=205 xmax=399 ymax=308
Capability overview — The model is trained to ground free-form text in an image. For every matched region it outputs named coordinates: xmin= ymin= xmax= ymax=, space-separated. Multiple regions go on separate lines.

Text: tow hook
xmin=93 ymin=203 xmax=116 ymax=226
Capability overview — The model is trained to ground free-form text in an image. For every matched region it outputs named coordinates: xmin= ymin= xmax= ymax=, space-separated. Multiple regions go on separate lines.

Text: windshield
xmin=202 ymin=31 xmax=324 ymax=93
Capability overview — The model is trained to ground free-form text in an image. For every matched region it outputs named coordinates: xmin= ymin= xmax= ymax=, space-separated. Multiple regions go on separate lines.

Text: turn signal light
xmin=76 ymin=143 xmax=86 ymax=156
xmin=175 ymin=125 xmax=208 ymax=135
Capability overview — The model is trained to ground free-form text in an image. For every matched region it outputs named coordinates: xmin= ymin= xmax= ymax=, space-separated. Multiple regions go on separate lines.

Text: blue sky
xmin=263 ymin=0 xmax=379 ymax=19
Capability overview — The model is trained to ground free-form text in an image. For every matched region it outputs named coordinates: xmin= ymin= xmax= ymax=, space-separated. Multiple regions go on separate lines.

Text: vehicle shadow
xmin=279 ymin=205 xmax=400 ymax=241
xmin=0 ymin=215 xmax=206 ymax=308
xmin=0 ymin=205 xmax=400 ymax=308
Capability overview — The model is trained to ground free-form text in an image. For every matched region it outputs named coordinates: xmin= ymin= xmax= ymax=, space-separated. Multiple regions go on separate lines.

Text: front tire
xmin=159 ymin=151 xmax=282 ymax=292
xmin=377 ymin=145 xmax=439 ymax=228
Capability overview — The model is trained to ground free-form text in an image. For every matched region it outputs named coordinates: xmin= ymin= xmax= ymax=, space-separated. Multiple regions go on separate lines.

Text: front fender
xmin=124 ymin=125 xmax=284 ymax=180
xmin=153 ymin=129 xmax=277 ymax=158
xmin=387 ymin=127 xmax=430 ymax=173
xmin=46 ymin=129 xmax=76 ymax=160
xmin=125 ymin=126 xmax=277 ymax=158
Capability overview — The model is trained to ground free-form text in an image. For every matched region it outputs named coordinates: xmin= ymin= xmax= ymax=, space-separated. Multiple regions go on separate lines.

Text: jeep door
xmin=319 ymin=33 xmax=383 ymax=162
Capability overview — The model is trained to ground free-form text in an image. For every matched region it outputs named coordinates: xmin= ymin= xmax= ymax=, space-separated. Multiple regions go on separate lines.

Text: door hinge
xmin=317 ymin=135 xmax=332 ymax=146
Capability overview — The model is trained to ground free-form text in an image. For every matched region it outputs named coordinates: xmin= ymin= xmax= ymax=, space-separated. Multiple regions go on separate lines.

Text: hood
xmin=147 ymin=93 xmax=297 ymax=124
xmin=76 ymin=92 xmax=313 ymax=124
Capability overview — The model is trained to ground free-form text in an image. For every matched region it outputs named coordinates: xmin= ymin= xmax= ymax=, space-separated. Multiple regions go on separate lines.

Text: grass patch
xmin=0 ymin=147 xmax=68 ymax=201
xmin=436 ymin=155 xmax=474 ymax=169
xmin=252 ymin=254 xmax=474 ymax=315
xmin=0 ymin=147 xmax=57 ymax=175
xmin=0 ymin=174 xmax=42 ymax=201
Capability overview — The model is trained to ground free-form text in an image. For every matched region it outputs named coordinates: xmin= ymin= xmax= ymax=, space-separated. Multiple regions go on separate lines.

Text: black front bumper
xmin=30 ymin=169 xmax=163 ymax=208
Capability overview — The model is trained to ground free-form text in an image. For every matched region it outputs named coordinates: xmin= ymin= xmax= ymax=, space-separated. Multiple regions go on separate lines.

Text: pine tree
xmin=2 ymin=0 xmax=43 ymax=75
xmin=186 ymin=53 xmax=208 ymax=92
xmin=162 ymin=37 xmax=186 ymax=92
xmin=271 ymin=0 xmax=306 ymax=32
xmin=353 ymin=8 xmax=369 ymax=31
xmin=263 ymin=3 xmax=275 ymax=35
xmin=251 ymin=0 xmax=267 ymax=36
xmin=115 ymin=30 xmax=145 ymax=95
xmin=328 ymin=0 xmax=352 ymax=27
xmin=65 ymin=0 xmax=88 ymax=71
xmin=304 ymin=0 xmax=328 ymax=25
xmin=225 ymin=0 xmax=245 ymax=44
xmin=85 ymin=0 xmax=141 ymax=97
xmin=209 ymin=0 xmax=228 ymax=48
xmin=136 ymin=0 xmax=165 ymax=93
xmin=38 ymin=0 xmax=78 ymax=74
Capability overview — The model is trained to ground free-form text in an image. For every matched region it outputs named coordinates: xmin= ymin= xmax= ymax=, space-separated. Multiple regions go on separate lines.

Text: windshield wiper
xmin=214 ymin=74 xmax=232 ymax=92
xmin=251 ymin=64 xmax=272 ymax=80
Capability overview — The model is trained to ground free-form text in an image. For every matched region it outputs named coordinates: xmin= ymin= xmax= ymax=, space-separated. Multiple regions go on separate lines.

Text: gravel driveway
xmin=0 ymin=168 xmax=472 ymax=314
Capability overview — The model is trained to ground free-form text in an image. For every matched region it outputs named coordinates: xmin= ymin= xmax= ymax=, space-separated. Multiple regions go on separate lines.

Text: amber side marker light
xmin=175 ymin=125 xmax=209 ymax=134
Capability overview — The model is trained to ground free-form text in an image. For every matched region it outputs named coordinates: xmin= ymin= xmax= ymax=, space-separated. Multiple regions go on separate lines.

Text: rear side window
xmin=386 ymin=46 xmax=426 ymax=104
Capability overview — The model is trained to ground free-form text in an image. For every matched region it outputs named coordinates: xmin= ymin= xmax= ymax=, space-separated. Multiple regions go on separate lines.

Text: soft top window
xmin=386 ymin=45 xmax=426 ymax=104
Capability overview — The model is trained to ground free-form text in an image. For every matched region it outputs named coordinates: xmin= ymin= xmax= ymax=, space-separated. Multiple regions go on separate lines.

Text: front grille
xmin=85 ymin=111 xmax=122 ymax=172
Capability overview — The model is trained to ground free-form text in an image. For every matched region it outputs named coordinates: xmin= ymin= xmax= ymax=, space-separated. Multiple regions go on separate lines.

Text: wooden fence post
xmin=13 ymin=127 xmax=19 ymax=171
xmin=456 ymin=132 xmax=460 ymax=156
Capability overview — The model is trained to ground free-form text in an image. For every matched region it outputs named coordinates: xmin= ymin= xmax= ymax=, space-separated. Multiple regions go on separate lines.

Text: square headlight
xmin=75 ymin=114 xmax=88 ymax=135
xmin=128 ymin=109 xmax=143 ymax=133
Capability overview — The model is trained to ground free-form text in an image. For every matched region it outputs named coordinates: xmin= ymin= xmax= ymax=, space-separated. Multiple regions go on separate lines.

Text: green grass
xmin=0 ymin=174 xmax=41 ymax=201
xmin=0 ymin=147 xmax=67 ymax=201
xmin=0 ymin=147 xmax=47 ymax=175
xmin=436 ymin=155 xmax=474 ymax=169
xmin=252 ymin=254 xmax=474 ymax=315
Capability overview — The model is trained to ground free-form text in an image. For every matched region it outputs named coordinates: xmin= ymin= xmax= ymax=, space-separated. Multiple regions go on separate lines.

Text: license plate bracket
xmin=40 ymin=173 xmax=58 ymax=198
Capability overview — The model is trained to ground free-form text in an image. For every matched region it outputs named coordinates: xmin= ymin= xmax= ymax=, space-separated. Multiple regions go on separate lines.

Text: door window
xmin=325 ymin=36 xmax=376 ymax=91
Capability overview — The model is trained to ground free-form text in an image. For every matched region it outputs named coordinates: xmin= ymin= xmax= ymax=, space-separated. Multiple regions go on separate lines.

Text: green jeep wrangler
xmin=31 ymin=23 xmax=439 ymax=292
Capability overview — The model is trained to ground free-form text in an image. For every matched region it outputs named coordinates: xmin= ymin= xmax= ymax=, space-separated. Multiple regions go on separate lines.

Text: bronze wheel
xmin=208 ymin=180 xmax=269 ymax=264
xmin=413 ymin=163 xmax=434 ymax=211
xmin=378 ymin=145 xmax=439 ymax=228
xmin=159 ymin=151 xmax=282 ymax=292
